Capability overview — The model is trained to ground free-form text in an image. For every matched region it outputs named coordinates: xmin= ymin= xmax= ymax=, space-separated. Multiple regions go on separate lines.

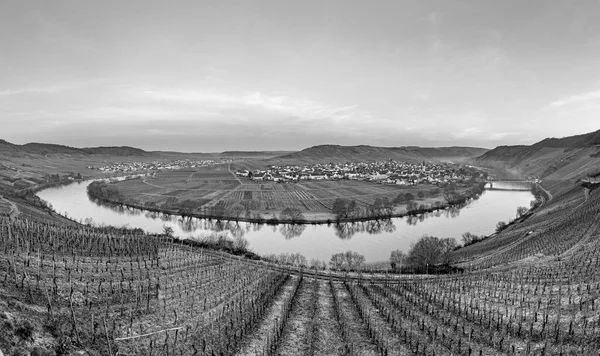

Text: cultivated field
xmin=112 ymin=164 xmax=458 ymax=219
xmin=2 ymin=211 xmax=599 ymax=355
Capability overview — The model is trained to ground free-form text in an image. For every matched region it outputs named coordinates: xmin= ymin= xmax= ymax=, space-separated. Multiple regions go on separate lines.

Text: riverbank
xmin=38 ymin=179 xmax=533 ymax=263
xmin=87 ymin=189 xmax=485 ymax=226
xmin=86 ymin=179 xmax=488 ymax=225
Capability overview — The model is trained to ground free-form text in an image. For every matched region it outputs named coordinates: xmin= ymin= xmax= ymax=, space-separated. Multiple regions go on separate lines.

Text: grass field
xmin=112 ymin=164 xmax=459 ymax=219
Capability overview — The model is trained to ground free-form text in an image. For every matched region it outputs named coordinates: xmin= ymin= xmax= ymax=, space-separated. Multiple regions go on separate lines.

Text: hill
xmin=220 ymin=150 xmax=296 ymax=158
xmin=0 ymin=139 xmax=149 ymax=157
xmin=82 ymin=146 xmax=148 ymax=156
xmin=474 ymin=129 xmax=600 ymax=180
xmin=265 ymin=144 xmax=488 ymax=165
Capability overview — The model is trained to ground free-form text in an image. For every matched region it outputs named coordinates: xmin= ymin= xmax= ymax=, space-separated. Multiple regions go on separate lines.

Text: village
xmin=93 ymin=158 xmax=233 ymax=173
xmin=235 ymin=160 xmax=486 ymax=186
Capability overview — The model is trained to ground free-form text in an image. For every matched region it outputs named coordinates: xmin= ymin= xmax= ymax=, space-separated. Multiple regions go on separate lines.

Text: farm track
xmin=331 ymin=281 xmax=379 ymax=355
xmin=0 ymin=196 xmax=20 ymax=218
xmin=236 ymin=276 xmax=299 ymax=356
xmin=274 ymin=278 xmax=314 ymax=356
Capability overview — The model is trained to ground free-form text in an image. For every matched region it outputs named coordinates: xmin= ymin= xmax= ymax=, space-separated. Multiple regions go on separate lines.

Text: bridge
xmin=485 ymin=180 xmax=536 ymax=191
xmin=582 ymin=177 xmax=600 ymax=189
xmin=582 ymin=177 xmax=600 ymax=184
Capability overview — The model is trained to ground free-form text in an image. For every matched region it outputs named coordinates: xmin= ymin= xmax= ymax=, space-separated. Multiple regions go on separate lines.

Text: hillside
xmin=0 ymin=139 xmax=149 ymax=157
xmin=266 ymin=144 xmax=488 ymax=165
xmin=82 ymin=146 xmax=147 ymax=156
xmin=474 ymin=129 xmax=600 ymax=180
xmin=220 ymin=150 xmax=296 ymax=158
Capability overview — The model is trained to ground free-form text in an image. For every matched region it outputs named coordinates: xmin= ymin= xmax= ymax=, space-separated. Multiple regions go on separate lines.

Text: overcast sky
xmin=1 ymin=1 xmax=599 ymax=151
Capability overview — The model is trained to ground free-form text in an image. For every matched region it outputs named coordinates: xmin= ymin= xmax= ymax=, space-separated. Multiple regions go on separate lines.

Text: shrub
xmin=55 ymin=336 xmax=72 ymax=356
xmin=14 ymin=320 xmax=35 ymax=342
xmin=31 ymin=346 xmax=56 ymax=356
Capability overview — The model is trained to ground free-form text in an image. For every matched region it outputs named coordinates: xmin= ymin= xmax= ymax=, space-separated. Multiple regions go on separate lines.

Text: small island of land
xmin=87 ymin=157 xmax=490 ymax=223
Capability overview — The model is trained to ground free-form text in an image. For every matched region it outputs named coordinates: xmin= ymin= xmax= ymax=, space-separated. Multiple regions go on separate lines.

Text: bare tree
xmin=229 ymin=203 xmax=245 ymax=221
xmin=280 ymin=207 xmax=304 ymax=222
xmin=516 ymin=206 xmax=528 ymax=218
xmin=407 ymin=235 xmax=456 ymax=267
xmin=162 ymin=225 xmax=174 ymax=237
xmin=389 ymin=250 xmax=407 ymax=271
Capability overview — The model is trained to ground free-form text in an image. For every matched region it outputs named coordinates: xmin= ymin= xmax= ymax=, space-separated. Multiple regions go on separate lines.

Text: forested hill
xmin=474 ymin=129 xmax=600 ymax=180
xmin=0 ymin=139 xmax=149 ymax=157
xmin=266 ymin=144 xmax=488 ymax=165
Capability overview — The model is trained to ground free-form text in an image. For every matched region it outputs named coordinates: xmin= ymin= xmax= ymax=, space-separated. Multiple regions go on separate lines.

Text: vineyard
xmin=111 ymin=167 xmax=449 ymax=217
xmin=3 ymin=176 xmax=600 ymax=356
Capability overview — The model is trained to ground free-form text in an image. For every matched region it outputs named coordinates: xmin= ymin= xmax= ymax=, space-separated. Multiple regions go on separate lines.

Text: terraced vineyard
xmin=3 ymin=178 xmax=600 ymax=356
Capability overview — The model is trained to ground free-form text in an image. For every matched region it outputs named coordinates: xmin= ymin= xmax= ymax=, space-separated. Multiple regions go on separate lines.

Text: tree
xmin=164 ymin=197 xmax=178 ymax=209
xmin=381 ymin=197 xmax=394 ymax=217
xmin=417 ymin=190 xmax=426 ymax=198
xmin=290 ymin=253 xmax=307 ymax=267
xmin=329 ymin=253 xmax=345 ymax=270
xmin=329 ymin=251 xmax=365 ymax=270
xmin=404 ymin=193 xmax=415 ymax=201
xmin=280 ymin=207 xmax=304 ymax=222
xmin=162 ymin=225 xmax=174 ymax=237
xmin=461 ymin=232 xmax=482 ymax=246
xmin=438 ymin=237 xmax=457 ymax=264
xmin=309 ymin=258 xmax=325 ymax=270
xmin=496 ymin=221 xmax=508 ymax=233
xmin=443 ymin=190 xmax=458 ymax=204
xmin=516 ymin=206 xmax=528 ymax=218
xmin=332 ymin=198 xmax=357 ymax=220
xmin=332 ymin=198 xmax=348 ymax=220
xmin=407 ymin=235 xmax=457 ymax=267
xmin=344 ymin=251 xmax=365 ymax=269
xmin=394 ymin=193 xmax=407 ymax=204
xmin=369 ymin=198 xmax=384 ymax=217
xmin=406 ymin=201 xmax=419 ymax=212
xmin=347 ymin=199 xmax=357 ymax=217
xmin=389 ymin=250 xmax=407 ymax=271
xmin=229 ymin=204 xmax=245 ymax=220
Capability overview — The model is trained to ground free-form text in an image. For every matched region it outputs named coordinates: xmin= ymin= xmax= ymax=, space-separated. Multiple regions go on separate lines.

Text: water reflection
xmin=89 ymin=195 xmax=472 ymax=240
xmin=39 ymin=180 xmax=538 ymax=262
xmin=279 ymin=224 xmax=307 ymax=239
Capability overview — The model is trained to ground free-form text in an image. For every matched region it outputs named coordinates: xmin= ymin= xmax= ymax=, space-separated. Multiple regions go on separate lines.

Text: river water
xmin=37 ymin=180 xmax=533 ymax=263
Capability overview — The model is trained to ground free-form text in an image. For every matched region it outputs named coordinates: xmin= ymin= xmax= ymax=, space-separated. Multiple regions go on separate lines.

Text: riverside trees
xmin=407 ymin=235 xmax=457 ymax=267
xmin=329 ymin=251 xmax=366 ymax=270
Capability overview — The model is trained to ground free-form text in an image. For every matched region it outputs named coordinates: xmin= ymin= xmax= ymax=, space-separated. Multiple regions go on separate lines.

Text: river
xmin=37 ymin=180 xmax=534 ymax=263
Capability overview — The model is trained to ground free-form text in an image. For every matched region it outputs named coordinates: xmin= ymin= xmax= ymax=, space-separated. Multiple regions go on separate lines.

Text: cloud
xmin=451 ymin=127 xmax=483 ymax=139
xmin=549 ymin=89 xmax=600 ymax=107
xmin=0 ymin=85 xmax=70 ymax=97
xmin=139 ymin=87 xmax=365 ymax=123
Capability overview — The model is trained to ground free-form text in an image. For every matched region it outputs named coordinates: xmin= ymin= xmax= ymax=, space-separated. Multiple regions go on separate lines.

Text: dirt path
xmin=236 ymin=276 xmax=299 ymax=356
xmin=141 ymin=178 xmax=165 ymax=189
xmin=1 ymin=197 xmax=20 ymax=218
xmin=331 ymin=282 xmax=379 ymax=355
xmin=228 ymin=163 xmax=244 ymax=184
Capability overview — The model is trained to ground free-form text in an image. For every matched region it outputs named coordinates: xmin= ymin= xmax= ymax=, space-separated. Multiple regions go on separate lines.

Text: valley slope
xmin=265 ymin=144 xmax=489 ymax=165
xmin=474 ymin=129 xmax=600 ymax=180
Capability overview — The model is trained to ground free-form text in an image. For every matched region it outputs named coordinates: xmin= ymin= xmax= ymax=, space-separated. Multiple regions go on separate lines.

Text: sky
xmin=1 ymin=0 xmax=600 ymax=152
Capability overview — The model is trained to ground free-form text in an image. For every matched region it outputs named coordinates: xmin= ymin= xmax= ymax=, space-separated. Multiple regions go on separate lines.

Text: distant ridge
xmin=220 ymin=150 xmax=296 ymax=158
xmin=82 ymin=146 xmax=147 ymax=156
xmin=474 ymin=129 xmax=600 ymax=180
xmin=0 ymin=139 xmax=149 ymax=156
xmin=266 ymin=144 xmax=488 ymax=164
